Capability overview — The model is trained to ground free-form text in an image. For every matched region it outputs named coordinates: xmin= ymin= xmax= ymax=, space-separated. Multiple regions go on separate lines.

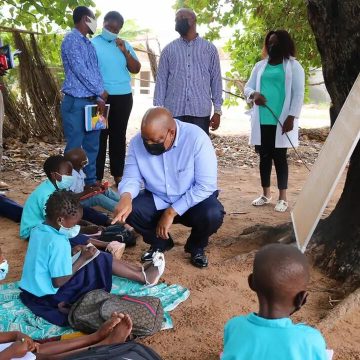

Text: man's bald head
xmin=64 ymin=148 xmax=87 ymax=171
xmin=251 ymin=244 xmax=309 ymax=303
xmin=176 ymin=8 xmax=196 ymax=21
xmin=141 ymin=107 xmax=176 ymax=138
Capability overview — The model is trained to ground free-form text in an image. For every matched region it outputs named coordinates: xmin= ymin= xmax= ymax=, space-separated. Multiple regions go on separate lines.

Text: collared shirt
xmin=223 ymin=313 xmax=328 ymax=360
xmin=20 ymin=179 xmax=56 ymax=239
xmin=119 ymin=119 xmax=217 ymax=216
xmin=20 ymin=223 xmax=72 ymax=297
xmin=153 ymin=36 xmax=223 ymax=117
xmin=61 ymin=29 xmax=104 ymax=97
xmin=69 ymin=169 xmax=86 ymax=194
xmin=92 ymin=35 xmax=138 ymax=95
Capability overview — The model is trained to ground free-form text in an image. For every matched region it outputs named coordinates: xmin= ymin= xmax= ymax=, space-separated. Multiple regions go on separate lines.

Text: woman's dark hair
xmin=43 ymin=155 xmax=67 ymax=180
xmin=73 ymin=6 xmax=92 ymax=24
xmin=45 ymin=190 xmax=82 ymax=220
xmin=104 ymin=11 xmax=124 ymax=26
xmin=262 ymin=30 xmax=296 ymax=59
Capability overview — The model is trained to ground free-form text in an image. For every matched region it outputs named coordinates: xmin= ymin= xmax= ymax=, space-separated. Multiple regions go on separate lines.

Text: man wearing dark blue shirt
xmin=61 ymin=6 xmax=107 ymax=186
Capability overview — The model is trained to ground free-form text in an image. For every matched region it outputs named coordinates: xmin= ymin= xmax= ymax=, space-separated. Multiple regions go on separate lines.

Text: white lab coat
xmin=244 ymin=57 xmax=305 ymax=148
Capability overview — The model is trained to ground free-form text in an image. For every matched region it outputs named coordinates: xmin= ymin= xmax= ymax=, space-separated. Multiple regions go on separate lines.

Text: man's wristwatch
xmin=214 ymin=109 xmax=222 ymax=116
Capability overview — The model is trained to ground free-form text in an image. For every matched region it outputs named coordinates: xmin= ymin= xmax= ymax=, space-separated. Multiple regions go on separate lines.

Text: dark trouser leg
xmin=176 ymin=115 xmax=211 ymax=135
xmin=96 ymin=128 xmax=109 ymax=182
xmin=258 ymin=125 xmax=277 ymax=188
xmin=108 ymin=94 xmax=133 ymax=178
xmin=82 ymin=206 xmax=109 ymax=226
xmin=0 ymin=195 xmax=23 ymax=222
xmin=175 ymin=191 xmax=225 ymax=253
xmin=126 ymin=191 xmax=171 ymax=250
xmin=273 ymin=148 xmax=288 ymax=190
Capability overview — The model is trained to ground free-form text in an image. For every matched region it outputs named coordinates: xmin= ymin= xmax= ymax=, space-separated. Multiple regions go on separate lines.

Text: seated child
xmin=222 ymin=243 xmax=328 ymax=360
xmin=0 ymin=312 xmax=133 ymax=359
xmin=64 ymin=148 xmax=120 ymax=212
xmin=19 ymin=190 xmax=165 ymax=326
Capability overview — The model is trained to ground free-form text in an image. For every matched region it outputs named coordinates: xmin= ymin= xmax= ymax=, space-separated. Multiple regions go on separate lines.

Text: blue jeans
xmin=61 ymin=95 xmax=100 ymax=185
xmin=81 ymin=189 xmax=120 ymax=212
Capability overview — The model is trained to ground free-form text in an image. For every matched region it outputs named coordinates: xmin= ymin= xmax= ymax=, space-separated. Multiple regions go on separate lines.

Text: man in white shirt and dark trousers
xmin=154 ymin=8 xmax=223 ymax=135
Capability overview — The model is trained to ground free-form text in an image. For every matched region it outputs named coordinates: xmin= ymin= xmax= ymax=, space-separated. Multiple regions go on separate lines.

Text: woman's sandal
xmin=106 ymin=241 xmax=125 ymax=260
xmin=142 ymin=251 xmax=165 ymax=287
xmin=274 ymin=200 xmax=288 ymax=212
xmin=252 ymin=195 xmax=272 ymax=206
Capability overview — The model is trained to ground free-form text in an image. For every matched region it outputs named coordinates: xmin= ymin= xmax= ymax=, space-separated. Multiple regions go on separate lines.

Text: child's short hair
xmin=45 ymin=190 xmax=82 ymax=220
xmin=43 ymin=155 xmax=67 ymax=179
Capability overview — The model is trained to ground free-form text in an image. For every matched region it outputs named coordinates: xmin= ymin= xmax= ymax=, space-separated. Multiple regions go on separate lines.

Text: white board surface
xmin=292 ymin=74 xmax=360 ymax=252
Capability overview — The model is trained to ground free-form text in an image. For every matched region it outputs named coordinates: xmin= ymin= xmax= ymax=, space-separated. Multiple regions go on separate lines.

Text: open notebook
xmin=72 ymin=243 xmax=100 ymax=271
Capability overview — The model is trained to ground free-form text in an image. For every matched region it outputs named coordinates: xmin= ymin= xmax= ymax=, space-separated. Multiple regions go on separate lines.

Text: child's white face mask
xmin=0 ymin=260 xmax=9 ymax=280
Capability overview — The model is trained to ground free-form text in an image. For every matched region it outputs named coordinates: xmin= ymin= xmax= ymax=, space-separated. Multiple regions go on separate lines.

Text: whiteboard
xmin=291 ymin=74 xmax=360 ymax=252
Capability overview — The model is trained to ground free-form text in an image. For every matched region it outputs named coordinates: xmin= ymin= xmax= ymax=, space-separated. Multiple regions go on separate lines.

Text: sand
xmin=1 ymin=163 xmax=359 ymax=360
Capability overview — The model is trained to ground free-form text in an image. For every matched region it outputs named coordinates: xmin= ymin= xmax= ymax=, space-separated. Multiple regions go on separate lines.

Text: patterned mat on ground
xmin=0 ymin=277 xmax=190 ymax=339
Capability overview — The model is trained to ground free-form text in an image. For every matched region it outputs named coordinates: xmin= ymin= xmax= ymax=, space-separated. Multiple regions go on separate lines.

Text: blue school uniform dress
xmin=223 ymin=313 xmax=328 ymax=360
xmin=19 ymin=223 xmax=113 ymax=326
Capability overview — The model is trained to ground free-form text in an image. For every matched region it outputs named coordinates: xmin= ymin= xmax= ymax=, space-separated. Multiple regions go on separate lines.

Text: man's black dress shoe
xmin=141 ymin=237 xmax=174 ymax=262
xmin=190 ymin=251 xmax=208 ymax=268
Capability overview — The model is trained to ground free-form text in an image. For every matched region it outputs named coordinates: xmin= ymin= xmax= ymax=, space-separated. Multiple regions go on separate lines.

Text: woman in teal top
xmin=92 ymin=11 xmax=141 ymax=186
xmin=244 ymin=30 xmax=305 ymax=212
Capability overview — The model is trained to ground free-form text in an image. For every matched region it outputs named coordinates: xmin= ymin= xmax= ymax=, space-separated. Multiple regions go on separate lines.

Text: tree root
xmin=318 ymin=287 xmax=360 ymax=332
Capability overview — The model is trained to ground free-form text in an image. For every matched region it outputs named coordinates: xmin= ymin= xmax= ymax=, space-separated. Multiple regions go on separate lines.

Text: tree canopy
xmin=175 ymin=0 xmax=321 ymax=82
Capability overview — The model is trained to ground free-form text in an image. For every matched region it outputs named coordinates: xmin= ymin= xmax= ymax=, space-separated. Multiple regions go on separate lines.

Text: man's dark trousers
xmin=176 ymin=115 xmax=211 ymax=135
xmin=126 ymin=190 xmax=225 ymax=253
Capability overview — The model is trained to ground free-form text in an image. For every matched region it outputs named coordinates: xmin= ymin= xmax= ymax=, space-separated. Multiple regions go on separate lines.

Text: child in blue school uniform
xmin=19 ymin=190 xmax=165 ymax=326
xmin=222 ymin=244 xmax=328 ymax=360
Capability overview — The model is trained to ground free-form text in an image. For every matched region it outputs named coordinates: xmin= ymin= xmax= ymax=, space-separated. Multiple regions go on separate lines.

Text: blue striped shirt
xmin=154 ymin=36 xmax=223 ymax=117
xmin=61 ymin=29 xmax=104 ymax=98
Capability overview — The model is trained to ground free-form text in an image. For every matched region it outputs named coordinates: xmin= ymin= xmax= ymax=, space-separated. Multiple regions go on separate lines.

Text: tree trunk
xmin=306 ymin=0 xmax=360 ymax=282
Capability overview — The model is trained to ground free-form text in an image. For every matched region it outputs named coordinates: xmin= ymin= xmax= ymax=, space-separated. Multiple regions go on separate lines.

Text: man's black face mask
xmin=175 ymin=18 xmax=190 ymax=36
xmin=143 ymin=131 xmax=169 ymax=156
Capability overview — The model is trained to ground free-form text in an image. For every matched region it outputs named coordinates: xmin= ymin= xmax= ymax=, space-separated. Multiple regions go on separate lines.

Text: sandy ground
xmin=1 ymin=153 xmax=359 ymax=359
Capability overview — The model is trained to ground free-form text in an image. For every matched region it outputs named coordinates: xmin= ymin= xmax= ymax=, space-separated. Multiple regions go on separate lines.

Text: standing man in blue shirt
xmin=112 ymin=107 xmax=225 ymax=268
xmin=154 ymin=8 xmax=223 ymax=135
xmin=61 ymin=6 xmax=107 ymax=186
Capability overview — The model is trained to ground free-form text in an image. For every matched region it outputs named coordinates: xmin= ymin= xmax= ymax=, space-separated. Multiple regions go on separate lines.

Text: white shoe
xmin=274 ymin=200 xmax=288 ymax=212
xmin=142 ymin=251 xmax=165 ymax=287
xmin=252 ymin=195 xmax=272 ymax=206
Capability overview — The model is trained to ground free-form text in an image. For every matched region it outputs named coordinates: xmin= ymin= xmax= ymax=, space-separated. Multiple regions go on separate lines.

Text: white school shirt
xmin=69 ymin=169 xmax=86 ymax=194
xmin=244 ymin=57 xmax=305 ymax=148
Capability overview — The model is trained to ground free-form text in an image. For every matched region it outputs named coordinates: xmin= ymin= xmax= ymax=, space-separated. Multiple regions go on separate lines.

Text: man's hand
xmin=156 ymin=207 xmax=177 ymax=240
xmin=210 ymin=113 xmax=221 ymax=131
xmin=116 ymin=38 xmax=127 ymax=54
xmin=112 ymin=193 xmax=132 ymax=224
xmin=282 ymin=115 xmax=295 ymax=134
xmin=100 ymin=90 xmax=108 ymax=102
xmin=97 ymin=97 xmax=106 ymax=116
xmin=252 ymin=92 xmax=267 ymax=106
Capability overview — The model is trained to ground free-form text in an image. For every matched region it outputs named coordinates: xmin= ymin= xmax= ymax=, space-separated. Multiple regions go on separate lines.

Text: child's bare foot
xmin=94 ymin=312 xmax=123 ymax=341
xmin=99 ymin=314 xmax=133 ymax=345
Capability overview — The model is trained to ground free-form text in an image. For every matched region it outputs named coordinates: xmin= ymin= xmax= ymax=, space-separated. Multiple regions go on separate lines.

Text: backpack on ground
xmin=64 ymin=342 xmax=163 ymax=360
xmin=68 ymin=289 xmax=164 ymax=337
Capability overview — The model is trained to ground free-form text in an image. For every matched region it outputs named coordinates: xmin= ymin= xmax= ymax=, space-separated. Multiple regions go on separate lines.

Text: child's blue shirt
xmin=20 ymin=180 xmax=56 ymax=239
xmin=20 ymin=223 xmax=72 ymax=297
xmin=223 ymin=313 xmax=327 ymax=360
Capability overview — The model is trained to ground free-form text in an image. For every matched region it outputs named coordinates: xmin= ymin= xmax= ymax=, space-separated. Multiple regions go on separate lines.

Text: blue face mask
xmin=59 ymin=224 xmax=81 ymax=239
xmin=56 ymin=174 xmax=74 ymax=190
xmin=101 ymin=28 xmax=118 ymax=41
xmin=0 ymin=260 xmax=9 ymax=281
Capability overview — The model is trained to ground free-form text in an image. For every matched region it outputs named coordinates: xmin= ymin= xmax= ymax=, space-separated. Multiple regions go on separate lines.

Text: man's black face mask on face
xmin=175 ymin=18 xmax=190 ymax=36
xmin=143 ymin=131 xmax=169 ymax=156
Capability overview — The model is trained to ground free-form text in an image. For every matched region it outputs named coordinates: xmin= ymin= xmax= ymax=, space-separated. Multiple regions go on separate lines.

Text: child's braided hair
xmin=45 ymin=190 xmax=81 ymax=220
